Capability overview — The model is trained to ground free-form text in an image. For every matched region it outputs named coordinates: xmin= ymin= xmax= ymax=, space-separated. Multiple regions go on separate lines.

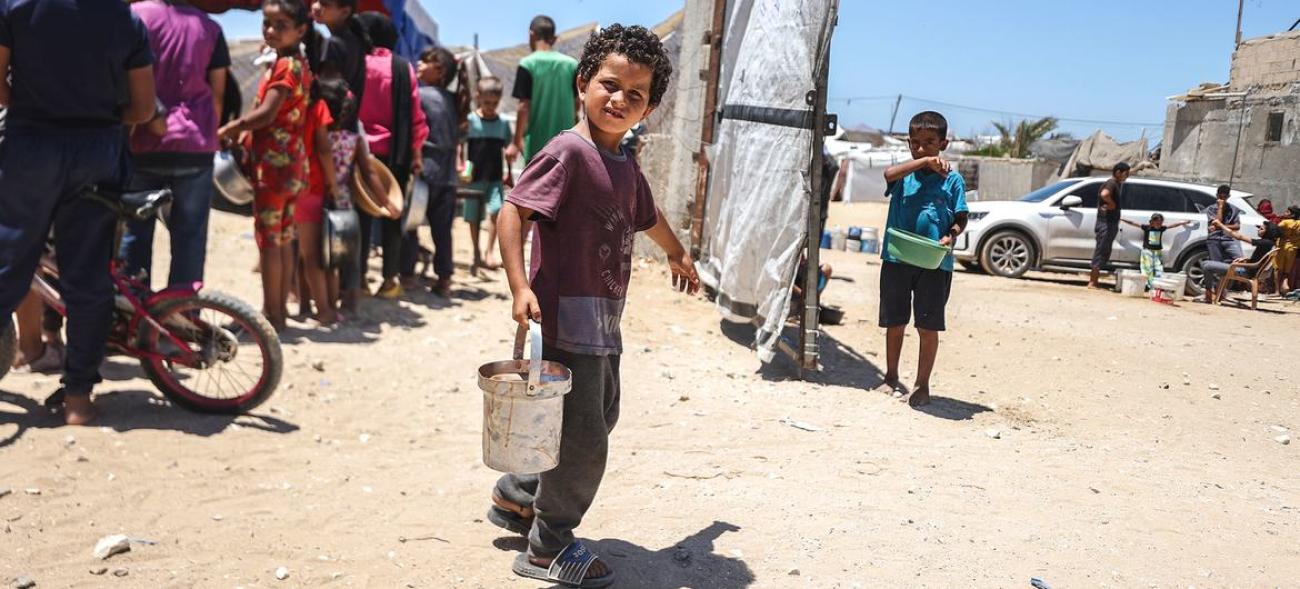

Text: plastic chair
xmin=1216 ymin=249 xmax=1279 ymax=310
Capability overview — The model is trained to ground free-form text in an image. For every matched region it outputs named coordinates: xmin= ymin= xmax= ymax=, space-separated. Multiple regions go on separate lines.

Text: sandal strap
xmin=547 ymin=541 xmax=598 ymax=585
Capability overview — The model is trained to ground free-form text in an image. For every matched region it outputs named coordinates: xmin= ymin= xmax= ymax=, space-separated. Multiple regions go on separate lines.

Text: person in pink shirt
xmin=356 ymin=12 xmax=427 ymax=299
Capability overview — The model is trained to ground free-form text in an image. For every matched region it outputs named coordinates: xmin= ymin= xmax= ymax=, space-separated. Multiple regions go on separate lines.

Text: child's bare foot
xmin=907 ymin=385 xmax=932 ymax=407
xmin=63 ymin=395 xmax=98 ymax=426
xmin=872 ymin=375 xmax=904 ymax=396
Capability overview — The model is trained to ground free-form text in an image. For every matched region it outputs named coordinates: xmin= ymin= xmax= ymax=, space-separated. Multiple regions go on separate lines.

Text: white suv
xmin=953 ymin=177 xmax=1265 ymax=294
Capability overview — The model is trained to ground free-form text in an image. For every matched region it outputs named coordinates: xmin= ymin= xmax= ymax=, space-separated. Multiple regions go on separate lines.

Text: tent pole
xmin=689 ymin=0 xmax=729 ymax=259
xmin=797 ymin=1 xmax=838 ymax=377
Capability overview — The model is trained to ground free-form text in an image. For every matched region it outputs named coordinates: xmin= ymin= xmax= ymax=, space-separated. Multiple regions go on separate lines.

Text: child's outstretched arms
xmin=1120 ymin=219 xmax=1142 ymax=229
xmin=499 ymin=201 xmax=541 ymax=327
xmin=645 ymin=207 xmax=700 ymax=294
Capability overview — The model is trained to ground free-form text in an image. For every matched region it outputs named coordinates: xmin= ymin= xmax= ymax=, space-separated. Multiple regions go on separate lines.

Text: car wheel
xmin=1180 ymin=249 xmax=1208 ymax=296
xmin=959 ymin=260 xmax=984 ymax=273
xmin=980 ymin=230 xmax=1035 ymax=278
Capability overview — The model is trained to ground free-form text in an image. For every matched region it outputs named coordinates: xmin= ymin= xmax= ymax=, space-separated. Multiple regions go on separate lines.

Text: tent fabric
xmin=1054 ymin=130 xmax=1149 ymax=181
xmin=698 ymin=0 xmax=836 ymax=362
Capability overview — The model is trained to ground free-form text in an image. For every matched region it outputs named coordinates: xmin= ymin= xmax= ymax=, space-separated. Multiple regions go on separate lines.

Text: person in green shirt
xmin=507 ymin=15 xmax=578 ymax=163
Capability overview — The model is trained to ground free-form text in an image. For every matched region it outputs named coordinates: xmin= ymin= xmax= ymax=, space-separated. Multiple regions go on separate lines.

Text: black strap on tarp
xmin=719 ymin=104 xmax=815 ymax=130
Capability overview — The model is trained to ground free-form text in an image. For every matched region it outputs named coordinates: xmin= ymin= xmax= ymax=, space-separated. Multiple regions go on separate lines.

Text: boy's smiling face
xmin=579 ymin=53 xmax=656 ymax=147
xmin=908 ymin=128 xmax=947 ymax=161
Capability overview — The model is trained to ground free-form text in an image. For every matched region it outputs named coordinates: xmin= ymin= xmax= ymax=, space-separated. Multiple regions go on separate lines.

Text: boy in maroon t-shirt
xmin=486 ymin=24 xmax=699 ymax=587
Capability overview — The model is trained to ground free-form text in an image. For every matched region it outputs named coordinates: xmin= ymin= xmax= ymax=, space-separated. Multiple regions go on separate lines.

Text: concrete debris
xmin=93 ymin=534 xmax=131 ymax=560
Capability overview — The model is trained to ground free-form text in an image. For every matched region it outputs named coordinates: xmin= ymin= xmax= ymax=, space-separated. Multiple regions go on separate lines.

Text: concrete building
xmin=1158 ymin=30 xmax=1300 ymax=208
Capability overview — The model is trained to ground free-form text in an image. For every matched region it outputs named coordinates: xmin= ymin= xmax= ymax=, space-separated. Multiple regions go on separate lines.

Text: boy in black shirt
xmin=1121 ymin=213 xmax=1190 ymax=288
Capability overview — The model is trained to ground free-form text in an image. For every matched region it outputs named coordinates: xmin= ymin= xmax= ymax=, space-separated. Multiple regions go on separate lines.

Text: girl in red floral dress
xmin=219 ymin=0 xmax=315 ymax=331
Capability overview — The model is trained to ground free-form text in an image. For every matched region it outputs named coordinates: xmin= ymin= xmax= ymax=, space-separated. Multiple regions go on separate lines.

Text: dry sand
xmin=2 ymin=202 xmax=1298 ymax=588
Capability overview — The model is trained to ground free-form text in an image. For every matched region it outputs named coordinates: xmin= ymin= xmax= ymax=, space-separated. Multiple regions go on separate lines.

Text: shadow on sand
xmin=492 ymin=520 xmax=755 ymax=589
xmin=0 ymin=389 xmax=298 ymax=449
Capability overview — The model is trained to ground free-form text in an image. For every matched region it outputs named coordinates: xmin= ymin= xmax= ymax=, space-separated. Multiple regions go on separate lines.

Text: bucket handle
xmin=512 ymin=320 xmax=544 ymax=395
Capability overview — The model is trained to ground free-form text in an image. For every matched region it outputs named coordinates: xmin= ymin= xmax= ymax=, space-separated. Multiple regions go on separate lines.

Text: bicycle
xmin=0 ymin=186 xmax=283 ymax=414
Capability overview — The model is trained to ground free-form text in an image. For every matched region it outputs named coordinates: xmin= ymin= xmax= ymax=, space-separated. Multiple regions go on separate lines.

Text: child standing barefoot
xmin=488 ymin=25 xmax=698 ymax=588
xmin=218 ymin=0 xmax=314 ymax=331
xmin=875 ymin=111 xmax=969 ymax=408
xmin=294 ymin=87 xmax=341 ymax=326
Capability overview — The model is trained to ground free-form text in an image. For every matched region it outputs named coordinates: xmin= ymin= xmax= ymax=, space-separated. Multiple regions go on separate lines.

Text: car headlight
xmin=967 ymin=211 xmax=989 ymax=221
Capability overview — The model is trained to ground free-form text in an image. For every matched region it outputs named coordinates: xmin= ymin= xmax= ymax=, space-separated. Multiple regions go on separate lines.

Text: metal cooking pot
xmin=401 ymin=176 xmax=429 ymax=233
xmin=322 ymin=208 xmax=360 ymax=270
xmin=212 ymin=149 xmax=254 ymax=206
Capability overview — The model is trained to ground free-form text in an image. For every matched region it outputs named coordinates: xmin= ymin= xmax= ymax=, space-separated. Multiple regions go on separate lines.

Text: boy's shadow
xmin=0 ymin=389 xmax=298 ymax=449
xmin=493 ymin=520 xmax=755 ymax=589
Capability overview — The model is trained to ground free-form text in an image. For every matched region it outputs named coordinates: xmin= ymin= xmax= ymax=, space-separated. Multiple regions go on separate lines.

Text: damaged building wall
xmin=634 ymin=0 xmax=715 ymax=259
xmin=1159 ymin=31 xmax=1300 ymax=209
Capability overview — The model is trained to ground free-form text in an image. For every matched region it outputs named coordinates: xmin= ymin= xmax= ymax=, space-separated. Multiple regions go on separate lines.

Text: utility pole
xmin=887 ymin=94 xmax=902 ymax=135
xmin=1235 ymin=0 xmax=1244 ymax=48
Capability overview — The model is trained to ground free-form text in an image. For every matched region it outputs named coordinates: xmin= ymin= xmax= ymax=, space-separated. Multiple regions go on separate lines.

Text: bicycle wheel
xmin=0 ymin=316 xmax=15 ymax=382
xmin=138 ymin=290 xmax=282 ymax=414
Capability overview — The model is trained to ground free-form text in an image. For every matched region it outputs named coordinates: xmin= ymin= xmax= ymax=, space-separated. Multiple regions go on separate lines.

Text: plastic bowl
xmin=885 ymin=228 xmax=950 ymax=270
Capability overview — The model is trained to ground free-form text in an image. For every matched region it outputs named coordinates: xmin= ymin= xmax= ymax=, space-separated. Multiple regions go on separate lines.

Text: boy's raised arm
xmin=499 ymin=201 xmax=542 ymax=326
xmin=884 ymin=156 xmax=948 ymax=184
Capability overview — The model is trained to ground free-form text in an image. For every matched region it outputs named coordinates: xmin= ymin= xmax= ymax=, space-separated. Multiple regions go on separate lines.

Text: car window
xmin=1184 ymin=190 xmax=1216 ymax=212
xmin=1067 ymin=182 xmax=1100 ymax=208
xmin=1020 ymin=180 xmax=1081 ymax=203
xmin=1124 ymin=184 xmax=1189 ymax=213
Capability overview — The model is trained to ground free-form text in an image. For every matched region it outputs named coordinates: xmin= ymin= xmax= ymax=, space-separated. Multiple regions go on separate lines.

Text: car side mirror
xmin=1059 ymin=195 xmax=1083 ymax=209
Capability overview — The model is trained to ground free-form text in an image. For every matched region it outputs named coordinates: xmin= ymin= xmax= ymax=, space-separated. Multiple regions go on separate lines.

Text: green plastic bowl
xmin=886 ymin=228 xmax=950 ymax=270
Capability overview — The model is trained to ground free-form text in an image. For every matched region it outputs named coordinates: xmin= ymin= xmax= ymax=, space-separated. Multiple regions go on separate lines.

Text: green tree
xmin=970 ymin=116 xmax=1060 ymax=158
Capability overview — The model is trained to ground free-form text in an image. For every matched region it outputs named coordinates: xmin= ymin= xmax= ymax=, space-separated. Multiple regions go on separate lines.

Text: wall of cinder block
xmin=1230 ymin=31 xmax=1300 ymax=91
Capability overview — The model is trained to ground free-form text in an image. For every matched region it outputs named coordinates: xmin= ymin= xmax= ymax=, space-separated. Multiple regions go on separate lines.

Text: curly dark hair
xmin=577 ymin=24 xmax=673 ymax=107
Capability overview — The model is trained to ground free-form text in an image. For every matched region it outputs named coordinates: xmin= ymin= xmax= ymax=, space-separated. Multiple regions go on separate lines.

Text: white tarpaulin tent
xmin=698 ymin=0 xmax=838 ymax=363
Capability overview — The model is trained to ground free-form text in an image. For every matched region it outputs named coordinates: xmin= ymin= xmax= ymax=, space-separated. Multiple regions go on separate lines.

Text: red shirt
xmin=304 ymin=99 xmax=334 ymax=197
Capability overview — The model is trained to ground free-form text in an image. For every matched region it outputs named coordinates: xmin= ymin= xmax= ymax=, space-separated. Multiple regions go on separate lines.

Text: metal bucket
xmin=212 ymin=150 xmax=254 ymax=206
xmin=401 ymin=176 xmax=429 ymax=233
xmin=478 ymin=321 xmax=571 ymax=474
xmin=322 ymin=208 xmax=360 ymax=270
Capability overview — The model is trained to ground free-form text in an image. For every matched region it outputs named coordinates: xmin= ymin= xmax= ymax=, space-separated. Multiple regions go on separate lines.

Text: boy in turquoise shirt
xmin=877 ymin=111 xmax=968 ymax=407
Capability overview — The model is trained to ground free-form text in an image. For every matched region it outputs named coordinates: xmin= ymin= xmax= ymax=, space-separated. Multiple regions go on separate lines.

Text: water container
xmin=820 ymin=231 xmax=832 ymax=249
xmin=861 ymin=238 xmax=879 ymax=254
xmin=847 ymin=226 xmax=863 ymax=240
xmin=478 ymin=322 xmax=572 ymax=474
xmin=845 ymin=238 xmax=862 ymax=253
xmin=830 ymin=227 xmax=847 ymax=251
xmin=1152 ymin=273 xmax=1187 ymax=302
xmin=1118 ymin=270 xmax=1147 ymax=297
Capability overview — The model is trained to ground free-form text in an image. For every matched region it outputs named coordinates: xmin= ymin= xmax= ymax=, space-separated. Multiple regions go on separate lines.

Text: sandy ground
xmin=2 ymin=201 xmax=1298 ymax=588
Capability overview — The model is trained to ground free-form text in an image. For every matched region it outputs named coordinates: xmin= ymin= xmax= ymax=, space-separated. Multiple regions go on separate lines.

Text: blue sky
xmin=216 ymin=0 xmax=1298 ymax=141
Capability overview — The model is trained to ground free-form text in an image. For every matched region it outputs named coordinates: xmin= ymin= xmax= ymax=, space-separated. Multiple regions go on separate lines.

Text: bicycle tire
xmin=138 ymin=290 xmax=282 ymax=414
xmin=0 ymin=316 xmax=15 ymax=382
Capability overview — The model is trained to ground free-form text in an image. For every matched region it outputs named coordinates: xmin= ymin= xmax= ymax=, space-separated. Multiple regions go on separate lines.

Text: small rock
xmin=985 ymin=429 xmax=1001 ymax=440
xmin=12 ymin=577 xmax=35 ymax=589
xmin=0 ymin=489 xmax=11 ymax=499
xmin=1210 ymin=393 xmax=1221 ymax=400
xmin=93 ymin=534 xmax=131 ymax=560
xmin=311 ymin=360 xmax=326 ymax=372
xmin=672 ymin=548 xmax=691 ymax=563
xmin=1208 ymin=383 xmax=1220 ymax=391
xmin=89 ymin=567 xmax=107 ymax=576
xmin=359 ymin=433 xmax=371 ymax=444
xmin=23 ymin=488 xmax=40 ymax=496
xmin=1276 ymin=435 xmax=1291 ymax=446
xmin=678 ymin=394 xmax=690 ymax=402
xmin=64 ymin=435 xmax=76 ymax=446
xmin=788 ymin=569 xmax=801 ymax=576
xmin=1270 ymin=425 xmax=1289 ymax=433
xmin=275 ymin=566 xmax=290 ymax=580
xmin=111 ymin=569 xmax=128 ymax=578
xmin=211 ymin=515 xmax=224 ymax=521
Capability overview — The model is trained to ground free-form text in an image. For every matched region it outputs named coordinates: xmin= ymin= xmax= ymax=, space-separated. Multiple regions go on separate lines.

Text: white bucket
xmin=845 ymin=238 xmax=862 ymax=253
xmin=830 ymin=228 xmax=847 ymax=251
xmin=478 ymin=322 xmax=571 ymax=474
xmin=1152 ymin=273 xmax=1187 ymax=302
xmin=1118 ymin=270 xmax=1147 ymax=297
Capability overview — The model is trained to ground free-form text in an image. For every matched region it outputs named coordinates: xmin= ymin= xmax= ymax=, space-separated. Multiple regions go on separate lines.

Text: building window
xmin=1266 ymin=112 xmax=1284 ymax=142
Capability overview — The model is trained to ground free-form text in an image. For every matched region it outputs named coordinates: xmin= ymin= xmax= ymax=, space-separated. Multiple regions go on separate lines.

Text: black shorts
xmin=1092 ymin=217 xmax=1119 ymax=270
xmin=879 ymin=261 xmax=953 ymax=331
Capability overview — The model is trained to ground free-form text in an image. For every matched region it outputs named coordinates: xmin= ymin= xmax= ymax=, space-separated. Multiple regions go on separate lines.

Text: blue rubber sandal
xmin=512 ymin=541 xmax=614 ymax=588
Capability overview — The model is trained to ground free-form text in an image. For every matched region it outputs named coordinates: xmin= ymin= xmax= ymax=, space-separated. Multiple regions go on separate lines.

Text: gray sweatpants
xmin=1207 ymin=238 xmax=1243 ymax=264
xmin=526 ymin=348 xmax=622 ymax=557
